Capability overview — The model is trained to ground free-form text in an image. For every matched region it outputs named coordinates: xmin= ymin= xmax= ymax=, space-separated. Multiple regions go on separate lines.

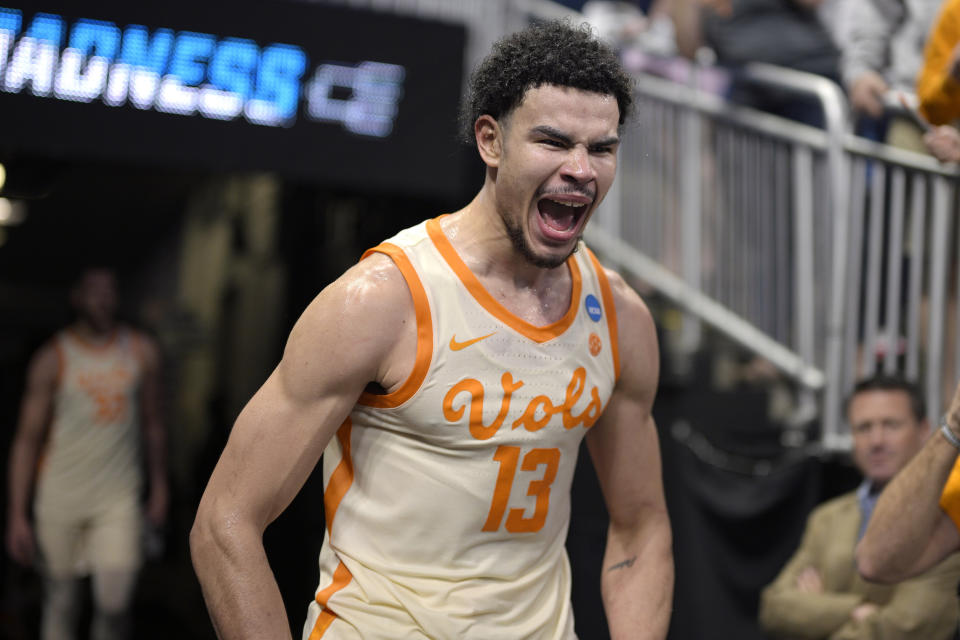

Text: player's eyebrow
xmin=530 ymin=125 xmax=619 ymax=148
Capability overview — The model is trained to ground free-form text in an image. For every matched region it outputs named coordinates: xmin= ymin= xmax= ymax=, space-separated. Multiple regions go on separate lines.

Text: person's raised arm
xmin=856 ymin=384 xmax=960 ymax=583
xmin=586 ymin=270 xmax=673 ymax=640
xmin=5 ymin=343 xmax=58 ymax=565
xmin=190 ymin=254 xmax=414 ymax=639
xmin=137 ymin=334 xmax=168 ymax=529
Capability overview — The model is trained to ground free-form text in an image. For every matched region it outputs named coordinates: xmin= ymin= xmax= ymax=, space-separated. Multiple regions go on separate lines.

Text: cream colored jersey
xmin=303 ymin=218 xmax=621 ymax=640
xmin=34 ymin=328 xmax=145 ymax=521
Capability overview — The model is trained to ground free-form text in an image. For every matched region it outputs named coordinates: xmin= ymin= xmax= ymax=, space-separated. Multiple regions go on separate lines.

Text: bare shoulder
xmin=290 ymin=251 xmax=413 ymax=348
xmin=603 ymin=268 xmax=655 ymax=334
xmin=26 ymin=339 xmax=61 ymax=387
xmin=127 ymin=327 xmax=162 ymax=369
xmin=281 ymin=251 xmax=416 ymax=399
xmin=602 ymin=268 xmax=658 ymax=356
xmin=601 ymin=267 xmax=659 ymax=397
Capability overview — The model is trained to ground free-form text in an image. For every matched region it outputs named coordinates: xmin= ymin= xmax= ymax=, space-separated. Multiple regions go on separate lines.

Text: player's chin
xmin=528 ymin=238 xmax=578 ymax=269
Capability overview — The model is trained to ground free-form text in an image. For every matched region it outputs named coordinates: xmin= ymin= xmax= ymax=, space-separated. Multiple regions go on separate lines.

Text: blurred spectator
xmin=917 ymin=0 xmax=960 ymax=125
xmin=841 ymin=0 xmax=942 ymax=147
xmin=698 ymin=0 xmax=841 ymax=126
xmin=5 ymin=267 xmax=168 ymax=640
xmin=758 ymin=375 xmax=960 ymax=639
xmin=583 ymin=0 xmax=678 ymax=56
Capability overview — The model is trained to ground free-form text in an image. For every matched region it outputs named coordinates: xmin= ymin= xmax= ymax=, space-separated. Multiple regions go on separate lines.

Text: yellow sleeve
xmin=939 ymin=457 xmax=960 ymax=532
xmin=918 ymin=0 xmax=960 ymax=125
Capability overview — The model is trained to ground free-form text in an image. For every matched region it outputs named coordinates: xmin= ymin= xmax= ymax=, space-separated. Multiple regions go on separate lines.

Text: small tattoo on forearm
xmin=607 ymin=556 xmax=637 ymax=572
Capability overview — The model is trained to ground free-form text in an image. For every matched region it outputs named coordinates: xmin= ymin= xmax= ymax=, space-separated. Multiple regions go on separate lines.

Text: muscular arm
xmin=856 ymin=392 xmax=960 ymax=582
xmin=190 ymin=255 xmax=415 ymax=639
xmin=137 ymin=335 xmax=168 ymax=528
xmin=586 ymin=271 xmax=673 ymax=640
xmin=5 ymin=343 xmax=58 ymax=565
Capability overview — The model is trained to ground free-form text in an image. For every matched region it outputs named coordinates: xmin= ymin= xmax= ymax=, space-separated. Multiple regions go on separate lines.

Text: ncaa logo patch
xmin=585 ymin=294 xmax=602 ymax=322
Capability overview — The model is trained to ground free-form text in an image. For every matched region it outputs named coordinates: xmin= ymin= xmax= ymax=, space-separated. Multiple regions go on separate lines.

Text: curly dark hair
xmin=459 ymin=19 xmax=634 ymax=143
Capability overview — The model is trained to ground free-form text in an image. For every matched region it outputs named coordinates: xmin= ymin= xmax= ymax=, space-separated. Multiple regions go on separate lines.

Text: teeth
xmin=547 ymin=199 xmax=585 ymax=208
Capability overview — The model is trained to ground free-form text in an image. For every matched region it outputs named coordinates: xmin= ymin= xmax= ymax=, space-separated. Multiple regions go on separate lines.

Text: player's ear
xmin=475 ymin=115 xmax=502 ymax=168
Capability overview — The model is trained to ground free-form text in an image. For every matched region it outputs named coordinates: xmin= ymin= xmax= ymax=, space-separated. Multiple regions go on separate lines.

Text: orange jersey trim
xmin=356 ymin=242 xmax=433 ymax=409
xmin=425 ymin=217 xmax=582 ymax=343
xmin=324 ymin=420 xmax=355 ymax=535
xmin=308 ymin=561 xmax=353 ymax=639
xmin=66 ymin=327 xmax=119 ymax=352
xmin=586 ymin=248 xmax=620 ymax=381
xmin=38 ymin=339 xmax=67 ymax=476
xmin=309 ymin=420 xmax=356 ymax=639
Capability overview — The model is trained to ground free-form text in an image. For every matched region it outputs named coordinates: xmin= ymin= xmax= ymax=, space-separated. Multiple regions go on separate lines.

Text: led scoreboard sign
xmin=0 ymin=2 xmax=467 ymax=197
xmin=0 ymin=7 xmax=404 ymax=134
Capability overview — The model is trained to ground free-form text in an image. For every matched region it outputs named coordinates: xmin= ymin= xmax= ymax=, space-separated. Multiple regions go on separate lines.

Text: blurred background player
xmin=5 ymin=267 xmax=168 ymax=640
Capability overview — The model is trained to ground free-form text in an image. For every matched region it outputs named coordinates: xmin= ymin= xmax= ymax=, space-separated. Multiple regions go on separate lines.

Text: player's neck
xmin=441 ymin=192 xmax=575 ymax=326
xmin=443 ymin=189 xmax=567 ymax=291
xmin=71 ymin=319 xmax=118 ymax=344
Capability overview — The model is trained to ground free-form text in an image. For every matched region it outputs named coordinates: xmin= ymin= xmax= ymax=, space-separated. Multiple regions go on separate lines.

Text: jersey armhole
xmin=585 ymin=247 xmax=620 ymax=382
xmin=356 ymin=243 xmax=434 ymax=408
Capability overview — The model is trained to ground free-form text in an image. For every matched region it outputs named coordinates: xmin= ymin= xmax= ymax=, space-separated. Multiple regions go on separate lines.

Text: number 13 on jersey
xmin=482 ymin=445 xmax=561 ymax=533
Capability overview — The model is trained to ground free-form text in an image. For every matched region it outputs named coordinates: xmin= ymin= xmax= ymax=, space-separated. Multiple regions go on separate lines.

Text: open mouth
xmin=536 ymin=196 xmax=589 ymax=239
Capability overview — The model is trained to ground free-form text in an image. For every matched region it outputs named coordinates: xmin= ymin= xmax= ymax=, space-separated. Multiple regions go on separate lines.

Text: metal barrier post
xmin=741 ymin=63 xmax=851 ymax=448
xmin=927 ymin=177 xmax=954 ymax=421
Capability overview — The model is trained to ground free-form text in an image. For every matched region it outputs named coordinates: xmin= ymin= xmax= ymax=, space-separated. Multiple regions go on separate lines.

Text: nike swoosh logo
xmin=449 ymin=332 xmax=495 ymax=351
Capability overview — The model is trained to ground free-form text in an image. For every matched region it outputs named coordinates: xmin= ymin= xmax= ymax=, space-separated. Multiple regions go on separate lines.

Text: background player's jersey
xmin=34 ymin=328 xmax=145 ymax=520
xmin=304 ymin=217 xmax=620 ymax=640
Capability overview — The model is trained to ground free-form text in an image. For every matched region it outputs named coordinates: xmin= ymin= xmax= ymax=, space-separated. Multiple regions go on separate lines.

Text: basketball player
xmin=5 ymin=267 xmax=168 ymax=640
xmin=191 ymin=20 xmax=673 ymax=640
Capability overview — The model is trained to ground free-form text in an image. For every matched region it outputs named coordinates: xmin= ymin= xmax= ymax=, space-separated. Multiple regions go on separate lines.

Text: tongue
xmin=538 ymin=200 xmax=577 ymax=231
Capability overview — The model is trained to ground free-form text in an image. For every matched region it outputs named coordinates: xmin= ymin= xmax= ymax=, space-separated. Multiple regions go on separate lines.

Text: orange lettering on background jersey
xmin=76 ymin=367 xmax=133 ymax=424
xmin=443 ymin=373 xmax=523 ymax=440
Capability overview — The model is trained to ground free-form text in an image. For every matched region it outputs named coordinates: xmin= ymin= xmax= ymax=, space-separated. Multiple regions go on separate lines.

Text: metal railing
xmin=588 ymin=57 xmax=960 ymax=450
xmin=305 ymin=0 xmax=960 ymax=450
